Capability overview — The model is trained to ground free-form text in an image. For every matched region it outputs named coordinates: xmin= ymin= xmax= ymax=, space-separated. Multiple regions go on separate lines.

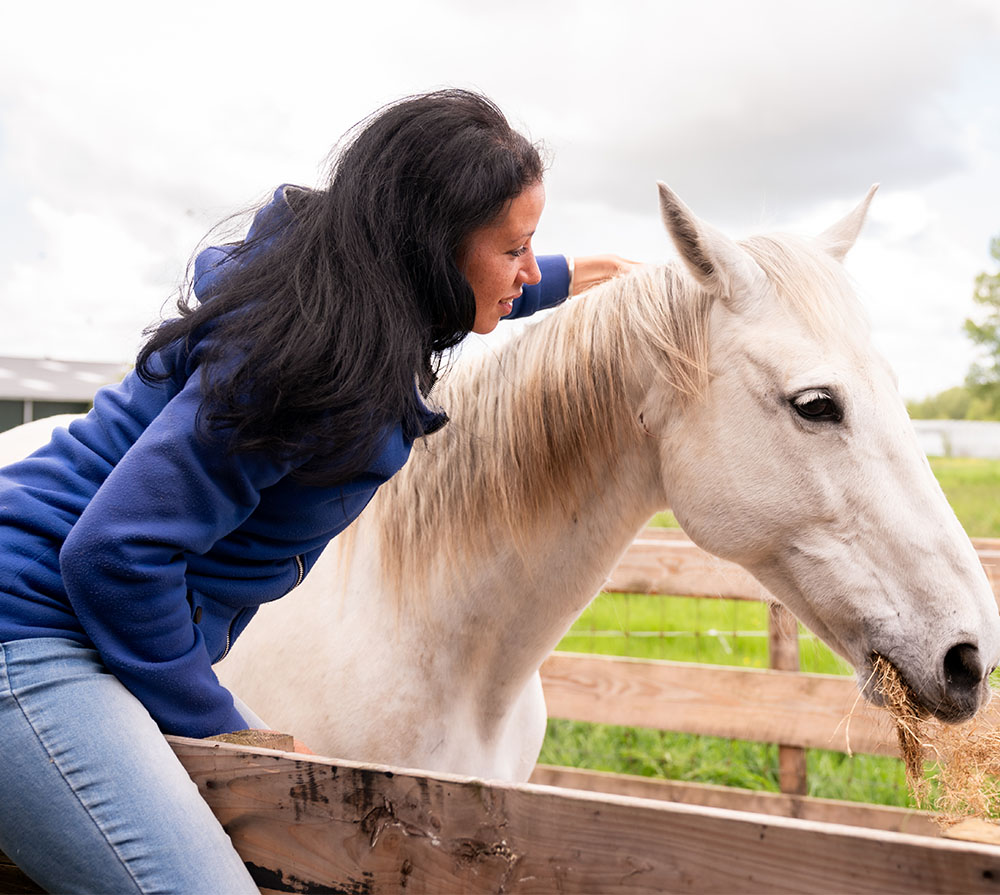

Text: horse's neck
xmin=353 ymin=433 xmax=663 ymax=743
xmin=363 ymin=286 xmax=671 ymax=722
xmin=463 ymin=444 xmax=664 ymax=674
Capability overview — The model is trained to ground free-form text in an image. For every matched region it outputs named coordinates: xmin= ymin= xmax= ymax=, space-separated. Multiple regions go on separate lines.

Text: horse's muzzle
xmin=862 ymin=643 xmax=994 ymax=724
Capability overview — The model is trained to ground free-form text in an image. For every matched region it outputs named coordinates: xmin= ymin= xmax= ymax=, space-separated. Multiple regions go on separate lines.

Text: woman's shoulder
xmin=193 ymin=184 xmax=311 ymax=303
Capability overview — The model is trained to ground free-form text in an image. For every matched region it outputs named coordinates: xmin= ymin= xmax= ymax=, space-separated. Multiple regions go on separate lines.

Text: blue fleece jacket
xmin=0 ymin=185 xmax=570 ymax=738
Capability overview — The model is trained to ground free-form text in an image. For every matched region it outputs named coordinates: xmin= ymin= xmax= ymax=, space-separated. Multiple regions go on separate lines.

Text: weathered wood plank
xmin=605 ymin=529 xmax=767 ymax=599
xmin=208 ymin=729 xmax=295 ymax=751
xmin=529 ymin=764 xmax=941 ymax=837
xmin=973 ymin=538 xmax=1000 ymax=600
xmin=167 ymin=737 xmax=1000 ymax=895
xmin=944 ymin=818 xmax=1000 ymax=846
xmin=0 ymin=852 xmax=44 ymax=894
xmin=768 ymin=603 xmax=808 ymax=794
xmin=541 ymin=651 xmax=1000 ymax=757
xmin=541 ymin=651 xmax=905 ymax=756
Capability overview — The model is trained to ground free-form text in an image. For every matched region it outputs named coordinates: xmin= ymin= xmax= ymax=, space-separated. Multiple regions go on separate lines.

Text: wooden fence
xmin=9 ymin=736 xmax=1000 ymax=895
xmin=532 ymin=527 xmax=1000 ymax=835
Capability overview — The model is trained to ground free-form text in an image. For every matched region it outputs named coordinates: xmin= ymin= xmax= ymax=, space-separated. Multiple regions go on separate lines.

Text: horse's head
xmin=651 ymin=182 xmax=1000 ymax=722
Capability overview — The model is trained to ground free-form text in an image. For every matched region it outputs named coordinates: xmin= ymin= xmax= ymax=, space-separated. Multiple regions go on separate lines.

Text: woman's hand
xmin=570 ymin=254 xmax=640 ymax=296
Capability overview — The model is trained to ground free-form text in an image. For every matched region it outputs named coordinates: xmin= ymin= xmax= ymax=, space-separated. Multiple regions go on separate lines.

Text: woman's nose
xmin=519 ymin=251 xmax=542 ymax=286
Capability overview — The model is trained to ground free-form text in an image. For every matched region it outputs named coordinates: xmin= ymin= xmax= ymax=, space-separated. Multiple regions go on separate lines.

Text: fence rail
xmin=603 ymin=528 xmax=1000 ymax=600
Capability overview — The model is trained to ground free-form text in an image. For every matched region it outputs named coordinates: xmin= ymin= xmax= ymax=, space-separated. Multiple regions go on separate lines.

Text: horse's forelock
xmin=741 ymin=234 xmax=870 ymax=351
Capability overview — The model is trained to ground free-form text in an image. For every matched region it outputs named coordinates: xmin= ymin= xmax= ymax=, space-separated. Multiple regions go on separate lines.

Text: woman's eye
xmin=509 ymin=246 xmax=527 ymax=258
xmin=791 ymin=390 xmax=842 ymax=423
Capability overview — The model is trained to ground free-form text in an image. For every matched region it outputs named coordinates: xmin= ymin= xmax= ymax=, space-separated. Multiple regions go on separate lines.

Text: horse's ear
xmin=817 ymin=184 xmax=879 ymax=262
xmin=657 ymin=181 xmax=766 ymax=310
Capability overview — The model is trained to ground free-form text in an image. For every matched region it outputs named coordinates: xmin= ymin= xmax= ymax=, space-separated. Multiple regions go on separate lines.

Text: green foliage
xmin=906 ymin=385 xmax=1000 ymax=420
xmin=906 ymin=385 xmax=970 ymax=419
xmin=964 ymin=235 xmax=1000 ymax=414
xmin=908 ymin=385 xmax=972 ymax=420
xmin=929 ymin=457 xmax=1000 ymax=535
xmin=889 ymin=238 xmax=1000 ymax=420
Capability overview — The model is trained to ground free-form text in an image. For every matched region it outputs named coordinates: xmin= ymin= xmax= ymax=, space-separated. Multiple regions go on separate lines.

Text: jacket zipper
xmin=291 ymin=554 xmax=305 ymax=590
xmin=220 ymin=611 xmax=245 ymax=662
xmin=217 ymin=556 xmax=305 ymax=662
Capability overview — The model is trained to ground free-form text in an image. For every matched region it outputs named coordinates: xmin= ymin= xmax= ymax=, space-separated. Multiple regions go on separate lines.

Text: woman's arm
xmin=569 ymin=254 xmax=638 ymax=296
xmin=59 ymin=373 xmax=294 ymax=738
xmin=506 ymin=253 xmax=638 ymax=320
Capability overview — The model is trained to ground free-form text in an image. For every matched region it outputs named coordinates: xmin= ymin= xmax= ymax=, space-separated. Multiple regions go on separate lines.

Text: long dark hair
xmin=138 ymin=90 xmax=544 ymax=485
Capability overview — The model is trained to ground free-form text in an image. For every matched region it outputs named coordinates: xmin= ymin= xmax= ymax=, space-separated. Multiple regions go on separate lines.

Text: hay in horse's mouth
xmin=871 ymin=655 xmax=1000 ymax=824
xmin=870 ymin=655 xmax=929 ymax=794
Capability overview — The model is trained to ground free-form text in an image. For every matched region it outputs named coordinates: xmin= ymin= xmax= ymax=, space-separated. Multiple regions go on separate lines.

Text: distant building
xmin=911 ymin=419 xmax=1000 ymax=460
xmin=0 ymin=356 xmax=127 ymax=433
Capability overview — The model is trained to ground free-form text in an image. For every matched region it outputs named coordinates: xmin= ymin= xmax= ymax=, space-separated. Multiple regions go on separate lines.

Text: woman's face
xmin=460 ymin=180 xmax=545 ymax=335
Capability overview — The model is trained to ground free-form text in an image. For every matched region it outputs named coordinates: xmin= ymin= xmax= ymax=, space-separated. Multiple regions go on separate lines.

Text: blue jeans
xmin=0 ymin=637 xmax=261 ymax=894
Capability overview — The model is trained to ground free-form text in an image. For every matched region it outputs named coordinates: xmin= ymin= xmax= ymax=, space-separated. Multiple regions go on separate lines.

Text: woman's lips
xmin=499 ymin=291 xmax=521 ymax=315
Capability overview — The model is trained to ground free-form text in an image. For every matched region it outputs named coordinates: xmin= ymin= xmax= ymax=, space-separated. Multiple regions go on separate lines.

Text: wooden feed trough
xmin=4 ymin=530 xmax=1000 ymax=893
xmin=5 ymin=736 xmax=1000 ymax=894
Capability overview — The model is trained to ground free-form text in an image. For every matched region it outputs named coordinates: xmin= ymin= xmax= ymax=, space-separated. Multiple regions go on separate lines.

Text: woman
xmin=0 ymin=90 xmax=631 ymax=893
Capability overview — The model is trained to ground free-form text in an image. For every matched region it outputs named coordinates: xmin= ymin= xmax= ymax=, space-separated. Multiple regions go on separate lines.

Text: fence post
xmin=768 ymin=602 xmax=808 ymax=795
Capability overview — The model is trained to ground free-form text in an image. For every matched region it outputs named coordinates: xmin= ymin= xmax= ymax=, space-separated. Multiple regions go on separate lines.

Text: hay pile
xmin=872 ymin=656 xmax=1000 ymax=823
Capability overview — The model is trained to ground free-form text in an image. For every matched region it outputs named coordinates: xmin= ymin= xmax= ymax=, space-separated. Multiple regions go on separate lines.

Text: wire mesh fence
xmin=544 ymin=588 xmax=913 ymax=807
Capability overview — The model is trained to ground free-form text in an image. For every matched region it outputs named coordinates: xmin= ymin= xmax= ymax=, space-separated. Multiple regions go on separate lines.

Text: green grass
xmin=559 ymin=592 xmax=852 ymax=674
xmin=650 ymin=457 xmax=1000 ymax=537
xmin=541 ymin=456 xmax=1000 ymax=806
xmin=540 ymin=722 xmax=786 ymax=792
xmin=539 ymin=722 xmax=912 ymax=806
xmin=926 ymin=457 xmax=1000 ymax=536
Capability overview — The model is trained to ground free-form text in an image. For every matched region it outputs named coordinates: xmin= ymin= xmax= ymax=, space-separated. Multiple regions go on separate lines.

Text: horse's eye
xmin=791 ymin=390 xmax=842 ymax=423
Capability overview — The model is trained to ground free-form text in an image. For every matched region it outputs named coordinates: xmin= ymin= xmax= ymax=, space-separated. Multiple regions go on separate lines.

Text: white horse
xmin=5 ymin=184 xmax=999 ymax=783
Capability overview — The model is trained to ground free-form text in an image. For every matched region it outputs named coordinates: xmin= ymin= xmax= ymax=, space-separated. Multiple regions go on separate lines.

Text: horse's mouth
xmin=860 ymin=652 xmax=985 ymax=725
xmin=859 ymin=653 xmax=927 ymax=717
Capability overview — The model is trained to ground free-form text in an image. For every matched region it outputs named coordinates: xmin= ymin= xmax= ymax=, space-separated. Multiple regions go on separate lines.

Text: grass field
xmin=539 ymin=457 xmax=1000 ymax=807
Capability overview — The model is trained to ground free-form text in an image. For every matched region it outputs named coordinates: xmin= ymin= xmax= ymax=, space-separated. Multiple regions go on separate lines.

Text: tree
xmin=964 ymin=235 xmax=1000 ymax=414
xmin=907 ymin=386 xmax=972 ymax=420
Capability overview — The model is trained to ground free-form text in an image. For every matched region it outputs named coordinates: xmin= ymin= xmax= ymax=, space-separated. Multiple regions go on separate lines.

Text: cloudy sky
xmin=1 ymin=0 xmax=998 ymax=400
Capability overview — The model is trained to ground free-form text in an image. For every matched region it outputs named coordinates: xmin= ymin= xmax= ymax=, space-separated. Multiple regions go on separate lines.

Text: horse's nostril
xmin=943 ymin=642 xmax=983 ymax=692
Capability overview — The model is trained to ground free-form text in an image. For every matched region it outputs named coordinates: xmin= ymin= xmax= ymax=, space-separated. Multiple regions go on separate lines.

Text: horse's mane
xmin=742 ymin=233 xmax=870 ymax=349
xmin=369 ymin=233 xmax=868 ymax=594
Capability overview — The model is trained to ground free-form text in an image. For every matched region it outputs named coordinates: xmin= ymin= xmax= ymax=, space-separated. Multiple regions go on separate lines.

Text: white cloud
xmin=2 ymin=198 xmax=170 ymax=359
xmin=0 ymin=0 xmax=997 ymax=400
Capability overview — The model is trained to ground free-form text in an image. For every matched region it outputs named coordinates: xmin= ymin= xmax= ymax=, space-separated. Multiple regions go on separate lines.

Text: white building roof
xmin=0 ymin=356 xmax=127 ymax=402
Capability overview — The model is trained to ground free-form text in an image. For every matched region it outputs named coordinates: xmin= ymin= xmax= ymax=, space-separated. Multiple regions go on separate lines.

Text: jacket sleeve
xmin=504 ymin=254 xmax=571 ymax=320
xmin=58 ymin=372 xmax=293 ymax=738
